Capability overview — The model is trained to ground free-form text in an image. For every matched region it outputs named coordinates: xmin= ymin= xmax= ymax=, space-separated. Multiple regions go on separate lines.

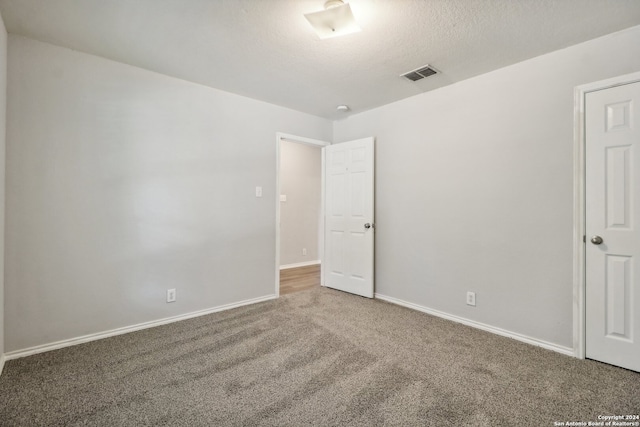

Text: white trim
xmin=320 ymin=148 xmax=326 ymax=287
xmin=573 ymin=71 xmax=640 ymax=360
xmin=4 ymin=294 xmax=277 ymax=361
xmin=0 ymin=354 xmax=5 ymax=376
xmin=279 ymin=260 xmax=321 ymax=270
xmin=275 ymin=132 xmax=330 ymax=297
xmin=376 ymin=293 xmax=574 ymax=357
xmin=278 ymin=132 xmax=330 ymax=147
xmin=573 ymin=82 xmax=587 ymax=359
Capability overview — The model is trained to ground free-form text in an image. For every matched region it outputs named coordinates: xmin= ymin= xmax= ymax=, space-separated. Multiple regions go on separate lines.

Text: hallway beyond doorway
xmin=280 ymin=264 xmax=320 ymax=295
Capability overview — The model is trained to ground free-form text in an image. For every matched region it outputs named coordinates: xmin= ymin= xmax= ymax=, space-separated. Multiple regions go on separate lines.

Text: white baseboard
xmin=280 ymin=260 xmax=320 ymax=270
xmin=375 ymin=293 xmax=574 ymax=357
xmin=0 ymin=354 xmax=5 ymax=376
xmin=5 ymin=294 xmax=277 ymax=361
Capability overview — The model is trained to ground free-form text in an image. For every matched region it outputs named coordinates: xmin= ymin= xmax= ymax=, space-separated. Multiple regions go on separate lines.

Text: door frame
xmin=573 ymin=71 xmax=640 ymax=359
xmin=275 ymin=132 xmax=330 ymax=297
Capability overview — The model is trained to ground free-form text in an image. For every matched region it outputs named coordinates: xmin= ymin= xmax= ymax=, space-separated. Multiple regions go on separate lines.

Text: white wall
xmin=333 ymin=26 xmax=640 ymax=349
xmin=0 ymin=11 xmax=6 ymax=370
xmin=5 ymin=35 xmax=331 ymax=353
xmin=6 ymin=24 xmax=640 ymax=357
xmin=279 ymin=140 xmax=321 ymax=266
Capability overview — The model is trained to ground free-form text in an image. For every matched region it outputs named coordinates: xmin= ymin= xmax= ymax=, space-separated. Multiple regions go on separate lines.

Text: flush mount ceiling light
xmin=304 ymin=0 xmax=361 ymax=39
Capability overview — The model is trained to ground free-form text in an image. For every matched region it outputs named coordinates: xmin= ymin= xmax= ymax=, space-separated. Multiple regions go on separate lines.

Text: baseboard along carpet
xmin=0 ymin=287 xmax=638 ymax=426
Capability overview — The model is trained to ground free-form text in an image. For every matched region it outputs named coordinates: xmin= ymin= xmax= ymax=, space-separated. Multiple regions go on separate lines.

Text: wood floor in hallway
xmin=279 ymin=264 xmax=320 ymax=295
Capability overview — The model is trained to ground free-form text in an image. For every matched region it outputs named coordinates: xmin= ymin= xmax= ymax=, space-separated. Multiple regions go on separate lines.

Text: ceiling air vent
xmin=401 ymin=65 xmax=437 ymax=82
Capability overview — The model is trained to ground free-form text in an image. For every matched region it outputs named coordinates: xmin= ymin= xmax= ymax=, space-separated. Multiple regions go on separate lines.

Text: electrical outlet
xmin=167 ymin=288 xmax=176 ymax=303
xmin=466 ymin=291 xmax=476 ymax=307
xmin=302 ymin=248 xmax=307 ymax=256
xmin=255 ymin=186 xmax=263 ymax=198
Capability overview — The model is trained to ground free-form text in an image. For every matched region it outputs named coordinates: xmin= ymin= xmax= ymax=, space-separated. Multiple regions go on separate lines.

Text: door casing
xmin=275 ymin=133 xmax=330 ymax=297
xmin=573 ymin=71 xmax=640 ymax=359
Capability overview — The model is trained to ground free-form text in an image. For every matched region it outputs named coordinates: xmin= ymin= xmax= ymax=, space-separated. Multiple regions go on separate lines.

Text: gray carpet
xmin=0 ymin=287 xmax=638 ymax=426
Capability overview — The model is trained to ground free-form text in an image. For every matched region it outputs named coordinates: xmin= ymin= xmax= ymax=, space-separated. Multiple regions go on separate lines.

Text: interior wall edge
xmin=4 ymin=293 xmax=277 ymax=361
xmin=0 ymin=6 xmax=7 ymax=377
xmin=375 ymin=293 xmax=574 ymax=357
xmin=279 ymin=260 xmax=321 ymax=270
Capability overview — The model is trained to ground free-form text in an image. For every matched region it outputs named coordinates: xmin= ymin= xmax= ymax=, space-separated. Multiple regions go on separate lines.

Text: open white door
xmin=585 ymin=81 xmax=640 ymax=372
xmin=323 ymin=137 xmax=375 ymax=298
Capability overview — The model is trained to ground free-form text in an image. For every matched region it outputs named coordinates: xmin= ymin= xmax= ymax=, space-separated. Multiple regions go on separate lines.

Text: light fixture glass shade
xmin=304 ymin=3 xmax=361 ymax=39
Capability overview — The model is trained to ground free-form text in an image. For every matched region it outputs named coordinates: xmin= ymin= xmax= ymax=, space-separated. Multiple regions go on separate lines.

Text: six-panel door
xmin=323 ymin=138 xmax=375 ymax=298
xmin=585 ymin=81 xmax=640 ymax=372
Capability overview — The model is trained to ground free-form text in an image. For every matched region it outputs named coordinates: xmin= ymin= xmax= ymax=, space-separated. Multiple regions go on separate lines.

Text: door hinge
xmin=583 ymin=235 xmax=586 ymax=243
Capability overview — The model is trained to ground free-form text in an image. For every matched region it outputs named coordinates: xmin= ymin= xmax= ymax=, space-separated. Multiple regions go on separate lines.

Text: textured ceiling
xmin=1 ymin=0 xmax=640 ymax=119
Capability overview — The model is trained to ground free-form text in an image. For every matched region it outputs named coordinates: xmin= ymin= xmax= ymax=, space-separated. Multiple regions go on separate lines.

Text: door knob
xmin=590 ymin=235 xmax=603 ymax=245
xmin=364 ymin=223 xmax=373 ymax=230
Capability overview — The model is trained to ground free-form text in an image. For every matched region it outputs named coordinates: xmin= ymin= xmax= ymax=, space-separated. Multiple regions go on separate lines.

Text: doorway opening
xmin=275 ymin=133 xmax=330 ymax=296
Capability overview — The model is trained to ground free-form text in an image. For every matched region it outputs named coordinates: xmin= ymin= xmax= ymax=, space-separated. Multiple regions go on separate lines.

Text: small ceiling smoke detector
xmin=337 ymin=105 xmax=350 ymax=112
xmin=401 ymin=65 xmax=438 ymax=82
xmin=304 ymin=1 xmax=361 ymax=39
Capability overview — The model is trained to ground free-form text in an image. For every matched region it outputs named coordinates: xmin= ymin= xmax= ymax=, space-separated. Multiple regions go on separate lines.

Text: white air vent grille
xmin=401 ymin=65 xmax=437 ymax=81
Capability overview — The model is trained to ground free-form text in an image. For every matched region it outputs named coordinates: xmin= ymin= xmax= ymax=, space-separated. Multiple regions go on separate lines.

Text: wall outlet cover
xmin=466 ymin=291 xmax=476 ymax=307
xmin=167 ymin=288 xmax=177 ymax=303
